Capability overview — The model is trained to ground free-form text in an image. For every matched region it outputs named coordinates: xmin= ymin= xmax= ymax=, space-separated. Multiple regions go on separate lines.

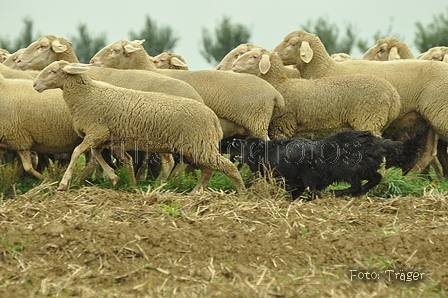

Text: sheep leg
xmin=17 ymin=150 xmax=47 ymax=180
xmin=407 ymin=129 xmax=438 ymax=177
xmin=58 ymin=141 xmax=91 ymax=191
xmin=168 ymin=162 xmax=189 ymax=180
xmin=112 ymin=150 xmax=137 ymax=186
xmin=90 ymin=148 xmax=120 ymax=186
xmin=190 ymin=168 xmax=214 ymax=194
xmin=156 ymin=153 xmax=175 ymax=181
xmin=203 ymin=155 xmax=247 ymax=194
xmin=436 ymin=139 xmax=448 ymax=179
xmin=135 ymin=151 xmax=150 ymax=181
xmin=76 ymin=155 xmax=99 ymax=184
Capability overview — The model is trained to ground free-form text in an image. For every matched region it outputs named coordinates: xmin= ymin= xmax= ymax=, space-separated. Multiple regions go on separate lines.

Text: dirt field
xmin=0 ymin=179 xmax=447 ymax=297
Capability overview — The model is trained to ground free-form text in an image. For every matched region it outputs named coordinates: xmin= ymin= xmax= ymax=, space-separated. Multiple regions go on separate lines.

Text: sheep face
xmin=216 ymin=43 xmax=255 ymax=71
xmin=232 ymin=48 xmax=272 ymax=75
xmin=153 ymin=53 xmax=171 ymax=69
xmin=153 ymin=52 xmax=188 ymax=70
xmin=273 ymin=31 xmax=313 ymax=65
xmin=417 ymin=47 xmax=448 ymax=63
xmin=90 ymin=39 xmax=144 ymax=68
xmin=362 ymin=38 xmax=414 ymax=61
xmin=33 ymin=61 xmax=89 ymax=93
xmin=16 ymin=36 xmax=68 ymax=70
xmin=363 ymin=43 xmax=396 ymax=61
xmin=33 ymin=62 xmax=65 ymax=93
xmin=2 ymin=49 xmax=25 ymax=69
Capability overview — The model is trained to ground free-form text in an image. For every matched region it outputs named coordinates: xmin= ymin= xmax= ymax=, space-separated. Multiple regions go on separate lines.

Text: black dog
xmin=231 ymin=130 xmax=402 ymax=199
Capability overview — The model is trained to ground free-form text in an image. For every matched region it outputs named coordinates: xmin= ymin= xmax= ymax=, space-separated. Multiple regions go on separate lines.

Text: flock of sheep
xmin=1 ymin=31 xmax=448 ymax=199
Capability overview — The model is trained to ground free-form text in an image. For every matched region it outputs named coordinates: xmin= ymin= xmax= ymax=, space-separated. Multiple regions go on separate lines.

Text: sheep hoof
xmin=57 ymin=184 xmax=68 ymax=191
xmin=111 ymin=177 xmax=120 ymax=186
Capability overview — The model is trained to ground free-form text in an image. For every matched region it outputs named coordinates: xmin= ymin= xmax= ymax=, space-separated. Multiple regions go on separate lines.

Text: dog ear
xmin=248 ymin=138 xmax=266 ymax=157
xmin=230 ymin=138 xmax=242 ymax=149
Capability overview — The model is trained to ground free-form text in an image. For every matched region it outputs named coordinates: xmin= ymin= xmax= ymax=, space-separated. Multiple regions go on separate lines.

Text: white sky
xmin=1 ymin=0 xmax=447 ymax=70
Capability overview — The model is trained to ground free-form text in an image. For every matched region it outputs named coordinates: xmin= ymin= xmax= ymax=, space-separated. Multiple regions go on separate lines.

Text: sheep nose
xmin=89 ymin=59 xmax=95 ymax=64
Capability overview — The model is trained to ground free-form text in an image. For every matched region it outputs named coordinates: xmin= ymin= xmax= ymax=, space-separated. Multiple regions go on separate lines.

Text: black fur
xmin=232 ymin=130 xmax=402 ymax=199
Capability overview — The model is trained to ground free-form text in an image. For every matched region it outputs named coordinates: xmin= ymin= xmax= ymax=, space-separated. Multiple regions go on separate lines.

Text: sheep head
xmin=16 ymin=35 xmax=76 ymax=70
xmin=216 ymin=43 xmax=256 ymax=71
xmin=232 ymin=47 xmax=272 ymax=75
xmin=33 ymin=60 xmax=90 ymax=93
xmin=417 ymin=47 xmax=448 ymax=63
xmin=2 ymin=48 xmax=25 ymax=69
xmin=153 ymin=51 xmax=188 ymax=70
xmin=273 ymin=31 xmax=315 ymax=66
xmin=90 ymin=39 xmax=148 ymax=69
xmin=362 ymin=37 xmax=414 ymax=61
xmin=331 ymin=53 xmax=353 ymax=62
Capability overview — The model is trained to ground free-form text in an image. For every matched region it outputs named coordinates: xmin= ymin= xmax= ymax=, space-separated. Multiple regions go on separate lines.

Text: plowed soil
xmin=0 ymin=180 xmax=447 ymax=297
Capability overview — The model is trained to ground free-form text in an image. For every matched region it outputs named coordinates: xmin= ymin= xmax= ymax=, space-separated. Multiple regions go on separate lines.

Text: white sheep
xmin=15 ymin=35 xmax=204 ymax=102
xmin=330 ymin=53 xmax=357 ymax=62
xmin=417 ymin=46 xmax=448 ymax=179
xmin=216 ymin=43 xmax=257 ymax=71
xmin=2 ymin=48 xmax=25 ymax=69
xmin=231 ymin=47 xmax=401 ymax=139
xmin=33 ymin=60 xmax=246 ymax=194
xmin=90 ymin=39 xmax=286 ymax=140
xmin=0 ymin=63 xmax=38 ymax=80
xmin=153 ymin=51 xmax=189 ymax=70
xmin=15 ymin=35 xmax=208 ymax=180
xmin=361 ymin=38 xmax=447 ymax=180
xmin=0 ymin=73 xmax=82 ymax=179
xmin=216 ymin=42 xmax=301 ymax=78
xmin=417 ymin=47 xmax=448 ymax=62
xmin=362 ymin=37 xmax=415 ymax=61
xmin=273 ymin=30 xmax=448 ymax=174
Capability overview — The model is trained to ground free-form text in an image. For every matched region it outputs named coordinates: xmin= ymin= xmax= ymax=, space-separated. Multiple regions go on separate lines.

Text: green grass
xmin=0 ymin=234 xmax=34 ymax=259
xmin=330 ymin=167 xmax=448 ymax=199
xmin=3 ymin=152 xmax=448 ymax=200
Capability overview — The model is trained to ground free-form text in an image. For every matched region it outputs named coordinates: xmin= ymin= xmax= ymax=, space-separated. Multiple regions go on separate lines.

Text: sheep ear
xmin=443 ymin=54 xmax=448 ymax=63
xmin=259 ymin=54 xmax=271 ymax=74
xmin=171 ymin=57 xmax=188 ymax=67
xmin=131 ymin=39 xmax=145 ymax=46
xmin=388 ymin=46 xmax=400 ymax=60
xmin=124 ymin=44 xmax=142 ymax=54
xmin=51 ymin=40 xmax=68 ymax=53
xmin=300 ymin=41 xmax=313 ymax=63
xmin=62 ymin=64 xmax=90 ymax=74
